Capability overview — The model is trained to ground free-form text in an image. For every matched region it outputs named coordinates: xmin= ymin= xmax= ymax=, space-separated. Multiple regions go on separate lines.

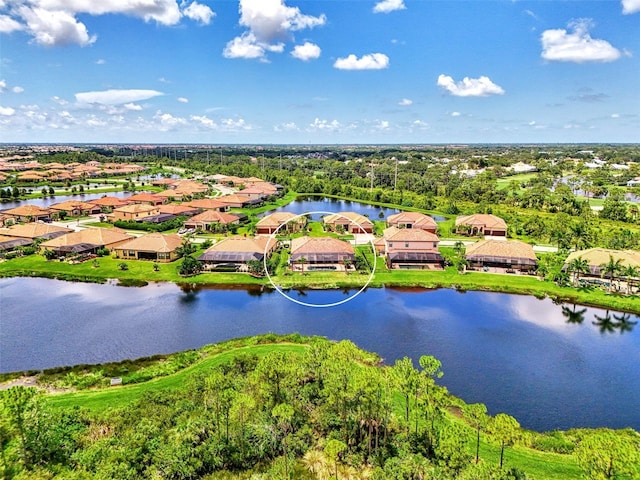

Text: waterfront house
xmin=0 ymin=222 xmax=72 ymax=240
xmin=114 ymin=233 xmax=183 ymax=262
xmin=88 ymin=196 xmax=131 ymax=212
xmin=322 ymin=212 xmax=374 ymax=234
xmin=564 ymin=248 xmax=640 ymax=277
xmin=386 ymin=211 xmax=438 ymax=233
xmin=198 ymin=236 xmax=277 ymax=271
xmin=40 ymin=227 xmax=134 ymax=257
xmin=290 ymin=236 xmax=355 ymax=271
xmin=218 ymin=194 xmax=260 ymax=209
xmin=381 ymin=226 xmax=443 ymax=270
xmin=465 ymin=239 xmax=537 ymax=272
xmin=455 ymin=213 xmax=507 ymax=237
xmin=0 ymin=235 xmax=33 ymax=252
xmin=158 ymin=204 xmax=199 ymax=217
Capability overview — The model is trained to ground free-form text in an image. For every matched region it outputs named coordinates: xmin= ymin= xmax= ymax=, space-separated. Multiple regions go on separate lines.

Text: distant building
xmin=455 ymin=214 xmax=507 ymax=237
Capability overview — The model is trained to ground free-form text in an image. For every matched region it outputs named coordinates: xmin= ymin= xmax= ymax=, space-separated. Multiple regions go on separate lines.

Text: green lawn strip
xmin=46 ymin=343 xmax=307 ymax=411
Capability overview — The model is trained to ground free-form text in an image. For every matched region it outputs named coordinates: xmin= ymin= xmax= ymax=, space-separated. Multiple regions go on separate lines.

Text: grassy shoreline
xmin=2 ymin=255 xmax=639 ymax=313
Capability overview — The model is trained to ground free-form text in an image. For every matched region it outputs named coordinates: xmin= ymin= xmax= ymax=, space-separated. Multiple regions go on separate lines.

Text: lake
xmin=0 ymin=190 xmax=135 ymax=209
xmin=1 ymin=277 xmax=639 ymax=432
xmin=262 ymin=196 xmax=447 ymax=221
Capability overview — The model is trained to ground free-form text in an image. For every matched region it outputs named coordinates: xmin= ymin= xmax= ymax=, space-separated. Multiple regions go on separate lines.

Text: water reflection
xmin=2 ymin=278 xmax=639 ymax=431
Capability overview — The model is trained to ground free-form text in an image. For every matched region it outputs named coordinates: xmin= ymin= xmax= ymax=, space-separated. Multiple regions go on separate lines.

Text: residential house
xmin=386 ymin=211 xmax=437 ymax=233
xmin=0 ymin=235 xmax=33 ymax=252
xmin=40 ymin=227 xmax=134 ymax=257
xmin=290 ymin=236 xmax=355 ymax=271
xmin=124 ymin=193 xmax=166 ymax=206
xmin=381 ymin=226 xmax=443 ymax=269
xmin=3 ymin=205 xmax=51 ymax=223
xmin=236 ymin=187 xmax=268 ymax=201
xmin=255 ymin=212 xmax=306 ymax=235
xmin=88 ymin=196 xmax=131 ymax=212
xmin=564 ymin=248 xmax=640 ymax=278
xmin=182 ymin=199 xmax=229 ymax=212
xmin=198 ymin=236 xmax=277 ymax=271
xmin=0 ymin=222 xmax=72 ymax=240
xmin=455 ymin=214 xmax=507 ymax=237
xmin=49 ymin=200 xmax=101 ymax=217
xmin=158 ymin=204 xmax=199 ymax=217
xmin=465 ymin=239 xmax=537 ymax=272
xmin=110 ymin=204 xmax=160 ymax=221
xmin=218 ymin=194 xmax=260 ymax=208
xmin=322 ymin=212 xmax=374 ymax=234
xmin=184 ymin=210 xmax=241 ymax=231
xmin=114 ymin=233 xmax=183 ymax=262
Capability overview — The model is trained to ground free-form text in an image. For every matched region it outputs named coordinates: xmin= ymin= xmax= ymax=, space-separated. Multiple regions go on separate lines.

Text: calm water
xmin=0 ymin=190 xmax=134 ymax=209
xmin=263 ymin=196 xmax=446 ymax=221
xmin=1 ymin=277 xmax=639 ymax=432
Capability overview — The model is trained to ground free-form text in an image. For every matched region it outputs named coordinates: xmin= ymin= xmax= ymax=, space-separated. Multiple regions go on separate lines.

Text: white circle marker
xmin=263 ymin=211 xmax=377 ymax=308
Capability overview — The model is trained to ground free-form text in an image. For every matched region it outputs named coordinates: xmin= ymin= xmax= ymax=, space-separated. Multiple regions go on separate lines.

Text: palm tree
xmin=599 ymin=255 xmax=622 ymax=293
xmin=621 ymin=265 xmax=639 ymax=295
xmin=561 ymin=304 xmax=587 ymax=324
xmin=567 ymin=256 xmax=590 ymax=287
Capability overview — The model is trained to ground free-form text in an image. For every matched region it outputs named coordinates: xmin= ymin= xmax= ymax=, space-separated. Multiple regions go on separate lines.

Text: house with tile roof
xmin=380 ymin=226 xmax=443 ymax=269
xmin=114 ymin=233 xmax=184 ymax=262
xmin=455 ymin=213 xmax=507 ymax=237
xmin=40 ymin=228 xmax=134 ymax=257
xmin=3 ymin=205 xmax=51 ymax=223
xmin=0 ymin=222 xmax=72 ymax=240
xmin=465 ymin=239 xmax=537 ymax=272
xmin=255 ymin=212 xmax=306 ymax=235
xmin=198 ymin=236 xmax=277 ymax=271
xmin=386 ymin=211 xmax=438 ymax=233
xmin=290 ymin=236 xmax=355 ymax=271
xmin=184 ymin=210 xmax=241 ymax=231
xmin=322 ymin=212 xmax=374 ymax=234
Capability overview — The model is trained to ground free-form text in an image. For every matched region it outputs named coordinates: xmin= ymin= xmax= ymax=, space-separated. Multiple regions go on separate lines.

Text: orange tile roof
xmin=455 ymin=213 xmax=507 ymax=230
xmin=4 ymin=205 xmax=50 ymax=216
xmin=0 ymin=222 xmax=72 ymax=239
xmin=88 ymin=196 xmax=130 ymax=207
xmin=218 ymin=194 xmax=252 ymax=204
xmin=125 ymin=193 xmax=163 ymax=203
xmin=206 ymin=236 xmax=276 ymax=253
xmin=387 ymin=211 xmax=437 ymax=228
xmin=182 ymin=198 xmax=227 ymax=210
xmin=187 ymin=210 xmax=240 ymax=224
xmin=383 ymin=226 xmax=439 ymax=242
xmin=113 ymin=204 xmax=158 ymax=214
xmin=117 ymin=233 xmax=183 ymax=253
xmin=256 ymin=212 xmax=301 ymax=228
xmin=465 ymin=239 xmax=536 ymax=260
xmin=41 ymin=228 xmax=134 ymax=248
xmin=291 ymin=236 xmax=354 ymax=255
xmin=323 ymin=212 xmax=373 ymax=226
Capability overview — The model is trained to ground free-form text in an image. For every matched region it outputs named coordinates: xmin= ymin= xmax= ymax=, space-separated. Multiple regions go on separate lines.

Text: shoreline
xmin=2 ymin=267 xmax=639 ymax=314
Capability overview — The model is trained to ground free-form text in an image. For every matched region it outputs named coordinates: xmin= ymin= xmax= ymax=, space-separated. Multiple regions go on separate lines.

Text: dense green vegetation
xmin=2 ymin=335 xmax=638 ymax=479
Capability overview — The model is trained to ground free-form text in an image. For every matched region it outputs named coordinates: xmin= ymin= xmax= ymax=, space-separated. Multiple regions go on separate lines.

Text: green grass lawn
xmin=47 ymin=343 xmax=307 ymax=411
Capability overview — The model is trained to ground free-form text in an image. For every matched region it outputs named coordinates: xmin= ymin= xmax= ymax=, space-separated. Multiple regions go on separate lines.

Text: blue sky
xmin=0 ymin=0 xmax=638 ymax=144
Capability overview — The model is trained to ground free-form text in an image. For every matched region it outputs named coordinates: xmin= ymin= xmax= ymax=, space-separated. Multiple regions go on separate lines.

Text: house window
xmin=128 ymin=251 xmax=136 ymax=256
xmin=405 ymin=242 xmax=409 ymax=248
xmin=389 ymin=242 xmax=393 ymax=247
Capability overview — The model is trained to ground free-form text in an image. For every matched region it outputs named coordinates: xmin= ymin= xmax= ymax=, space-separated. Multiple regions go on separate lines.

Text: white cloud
xmin=398 ymin=98 xmax=412 ymax=106
xmin=2 ymin=1 xmax=214 ymax=47
xmin=0 ymin=14 xmax=23 ymax=33
xmin=274 ymin=121 xmax=299 ymax=132
xmin=376 ymin=120 xmax=390 ymax=130
xmin=451 ymin=111 xmax=461 ymax=117
xmin=291 ymin=42 xmax=321 ymax=61
xmin=0 ymin=106 xmax=16 ymax=116
xmin=75 ymin=89 xmax=163 ymax=105
xmin=191 ymin=114 xmax=216 ymax=128
xmin=334 ymin=53 xmax=389 ymax=70
xmin=412 ymin=120 xmax=429 ymax=129
xmin=225 ymin=0 xmax=325 ymax=60
xmin=0 ymin=79 xmax=5 ymax=92
xmin=177 ymin=97 xmax=189 ymax=103
xmin=51 ymin=95 xmax=68 ymax=105
xmin=182 ymin=1 xmax=215 ymax=25
xmin=221 ymin=117 xmax=250 ymax=130
xmin=437 ymin=74 xmax=505 ymax=97
xmin=95 ymin=59 xmax=106 ymax=65
xmin=373 ymin=0 xmax=406 ymax=14
xmin=17 ymin=6 xmax=97 ymax=47
xmin=308 ymin=118 xmax=340 ymax=131
xmin=622 ymin=0 xmax=640 ymax=14
xmin=541 ymin=19 xmax=622 ymax=63
xmin=223 ymin=32 xmax=267 ymax=59
xmin=154 ymin=110 xmax=187 ymax=129
xmin=611 ymin=113 xmax=620 ymax=118
xmin=123 ymin=103 xmax=143 ymax=111
xmin=12 ymin=86 xmax=24 ymax=93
